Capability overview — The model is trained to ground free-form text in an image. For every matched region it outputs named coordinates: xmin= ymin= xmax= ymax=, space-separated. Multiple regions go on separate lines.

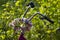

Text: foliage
xmin=0 ymin=0 xmax=60 ymax=40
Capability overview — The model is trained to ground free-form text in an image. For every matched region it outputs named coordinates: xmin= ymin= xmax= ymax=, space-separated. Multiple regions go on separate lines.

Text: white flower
xmin=9 ymin=18 xmax=21 ymax=27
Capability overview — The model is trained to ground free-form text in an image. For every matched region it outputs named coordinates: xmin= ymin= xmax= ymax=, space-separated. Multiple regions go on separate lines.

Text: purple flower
xmin=19 ymin=33 xmax=26 ymax=40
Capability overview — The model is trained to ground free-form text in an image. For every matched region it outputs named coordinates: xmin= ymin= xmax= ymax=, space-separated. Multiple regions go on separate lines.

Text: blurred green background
xmin=0 ymin=0 xmax=59 ymax=40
